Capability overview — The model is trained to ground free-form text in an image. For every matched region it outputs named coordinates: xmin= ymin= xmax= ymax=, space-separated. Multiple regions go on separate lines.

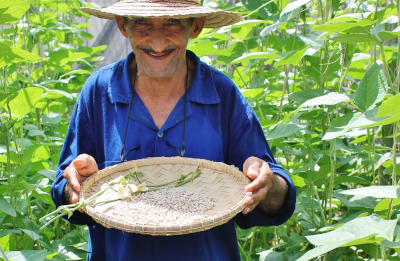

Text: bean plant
xmin=1 ymin=0 xmax=400 ymax=260
xmin=1 ymin=0 xmax=104 ymax=259
xmin=189 ymin=0 xmax=400 ymax=260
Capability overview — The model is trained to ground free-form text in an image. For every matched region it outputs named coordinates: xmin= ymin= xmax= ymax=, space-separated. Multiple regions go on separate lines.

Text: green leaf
xmin=260 ymin=22 xmax=283 ymax=38
xmin=378 ymin=30 xmax=400 ymax=42
xmin=335 ymin=176 xmax=371 ymax=186
xmin=59 ymin=69 xmax=92 ymax=79
xmin=22 ymin=145 xmax=51 ymax=163
xmin=275 ymin=45 xmax=309 ymax=66
xmin=344 ymin=109 xmax=382 ymax=128
xmin=0 ymin=0 xmax=30 ymax=24
xmin=230 ymin=20 xmax=267 ymax=41
xmin=371 ymin=23 xmax=400 ymax=42
xmin=336 ymin=108 xmax=391 ymax=128
xmin=27 ymin=130 xmax=47 ymax=139
xmin=259 ymin=250 xmax=283 ymax=261
xmin=323 ymin=108 xmax=387 ymax=140
xmin=0 ymin=229 xmax=21 ymax=238
xmin=323 ymin=112 xmax=355 ymax=140
xmin=370 ymin=24 xmax=385 ymax=42
xmin=267 ymin=123 xmax=304 ymax=140
xmin=20 ymin=229 xmax=41 ymax=241
xmin=373 ymin=93 xmax=400 ymax=124
xmin=0 ymin=196 xmax=16 ymax=217
xmin=43 ymin=89 xmax=75 ymax=100
xmin=300 ymin=92 xmax=350 ymax=107
xmin=0 ymin=234 xmax=16 ymax=252
xmin=8 ymin=87 xmax=44 ymax=118
xmin=299 ymin=236 xmax=375 ymax=261
xmin=57 ymin=245 xmax=85 ymax=260
xmin=313 ymin=20 xmax=375 ymax=34
xmin=340 ymin=186 xmax=400 ymax=199
xmin=0 ymin=41 xmax=43 ymax=67
xmin=260 ymin=119 xmax=277 ymax=129
xmin=41 ymin=113 xmax=62 ymax=125
xmin=299 ymin=215 xmax=397 ymax=261
xmin=330 ymin=34 xmax=376 ymax=43
xmin=5 ymin=250 xmax=47 ymax=261
xmin=290 ymin=174 xmax=307 ymax=188
xmin=288 ymin=90 xmax=325 ymax=103
xmin=232 ymin=51 xmax=280 ymax=64
xmin=280 ymin=0 xmax=310 ymax=18
xmin=381 ymin=240 xmax=400 ymax=248
xmin=374 ymin=198 xmax=400 ymax=213
xmin=354 ymin=63 xmax=388 ymax=112
xmin=241 ymin=88 xmax=264 ymax=99
xmin=188 ymin=41 xmax=220 ymax=57
xmin=310 ymin=214 xmax=397 ymax=245
xmin=38 ymin=169 xmax=56 ymax=181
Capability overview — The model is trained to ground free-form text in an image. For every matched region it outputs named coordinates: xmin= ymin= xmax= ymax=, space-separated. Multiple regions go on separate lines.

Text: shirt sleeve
xmin=224 ymin=86 xmax=296 ymax=228
xmin=50 ymin=94 xmax=97 ymax=225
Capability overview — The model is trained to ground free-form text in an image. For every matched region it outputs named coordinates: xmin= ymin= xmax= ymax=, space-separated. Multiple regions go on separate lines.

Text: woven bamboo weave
xmin=79 ymin=0 xmax=241 ymax=28
xmin=80 ymin=157 xmax=250 ymax=235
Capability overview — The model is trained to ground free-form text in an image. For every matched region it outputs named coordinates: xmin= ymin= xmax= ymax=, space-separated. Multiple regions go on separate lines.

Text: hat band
xmin=80 ymin=0 xmax=242 ymax=28
xmin=120 ymin=0 xmax=201 ymax=5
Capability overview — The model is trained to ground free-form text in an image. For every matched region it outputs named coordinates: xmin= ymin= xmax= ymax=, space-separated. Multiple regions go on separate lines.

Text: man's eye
xmin=134 ymin=18 xmax=147 ymax=25
xmin=167 ymin=19 xmax=181 ymax=25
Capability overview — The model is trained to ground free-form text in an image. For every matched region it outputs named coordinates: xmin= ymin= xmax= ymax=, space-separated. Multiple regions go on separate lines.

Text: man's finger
xmin=63 ymin=165 xmax=81 ymax=192
xmin=242 ymin=185 xmax=268 ymax=214
xmin=244 ymin=157 xmax=261 ymax=180
xmin=72 ymin=154 xmax=98 ymax=176
xmin=245 ymin=162 xmax=271 ymax=192
xmin=64 ymin=182 xmax=78 ymax=204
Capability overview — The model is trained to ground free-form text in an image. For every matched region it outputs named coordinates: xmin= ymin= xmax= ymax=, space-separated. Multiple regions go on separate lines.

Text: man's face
xmin=119 ymin=17 xmax=204 ymax=81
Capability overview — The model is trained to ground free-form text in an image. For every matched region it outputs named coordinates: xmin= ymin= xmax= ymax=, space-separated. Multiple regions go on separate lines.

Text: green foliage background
xmin=1 ymin=0 xmax=400 ymax=260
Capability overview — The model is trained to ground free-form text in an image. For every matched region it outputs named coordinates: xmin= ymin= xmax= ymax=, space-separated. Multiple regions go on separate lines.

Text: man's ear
xmin=115 ymin=16 xmax=128 ymax=38
xmin=190 ymin=17 xmax=206 ymax=38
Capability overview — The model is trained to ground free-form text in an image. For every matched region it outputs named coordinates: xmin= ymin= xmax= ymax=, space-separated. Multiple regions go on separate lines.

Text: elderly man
xmin=51 ymin=0 xmax=296 ymax=260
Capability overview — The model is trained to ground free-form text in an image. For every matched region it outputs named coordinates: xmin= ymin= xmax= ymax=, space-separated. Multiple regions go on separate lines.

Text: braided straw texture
xmin=79 ymin=0 xmax=241 ymax=28
xmin=80 ymin=157 xmax=250 ymax=235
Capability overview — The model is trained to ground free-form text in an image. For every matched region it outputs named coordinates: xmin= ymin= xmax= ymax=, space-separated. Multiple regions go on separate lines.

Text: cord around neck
xmin=120 ymin=59 xmax=189 ymax=161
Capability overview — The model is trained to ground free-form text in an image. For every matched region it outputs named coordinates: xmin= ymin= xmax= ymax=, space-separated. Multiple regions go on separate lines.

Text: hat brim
xmin=80 ymin=1 xmax=241 ymax=28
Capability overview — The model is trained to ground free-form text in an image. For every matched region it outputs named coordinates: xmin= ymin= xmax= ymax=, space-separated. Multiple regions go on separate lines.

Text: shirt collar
xmin=108 ymin=50 xmax=220 ymax=105
xmin=186 ymin=50 xmax=220 ymax=105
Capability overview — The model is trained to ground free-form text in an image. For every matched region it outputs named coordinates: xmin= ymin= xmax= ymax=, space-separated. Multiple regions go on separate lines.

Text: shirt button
xmin=158 ymin=132 xmax=164 ymax=138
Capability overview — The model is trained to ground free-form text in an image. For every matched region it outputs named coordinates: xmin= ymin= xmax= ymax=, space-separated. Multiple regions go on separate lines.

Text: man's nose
xmin=148 ymin=26 xmax=168 ymax=52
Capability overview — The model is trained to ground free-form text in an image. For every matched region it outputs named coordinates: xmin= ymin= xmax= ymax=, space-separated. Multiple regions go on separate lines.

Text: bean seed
xmin=109 ymin=187 xmax=213 ymax=226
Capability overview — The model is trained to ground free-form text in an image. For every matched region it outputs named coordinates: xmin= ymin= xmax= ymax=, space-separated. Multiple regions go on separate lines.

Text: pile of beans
xmin=110 ymin=187 xmax=214 ymax=226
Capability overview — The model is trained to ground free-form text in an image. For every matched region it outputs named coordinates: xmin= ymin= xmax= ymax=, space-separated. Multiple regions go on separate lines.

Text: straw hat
xmin=80 ymin=0 xmax=242 ymax=28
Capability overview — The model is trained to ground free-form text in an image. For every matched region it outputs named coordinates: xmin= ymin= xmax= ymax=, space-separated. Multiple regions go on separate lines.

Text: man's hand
xmin=242 ymin=156 xmax=288 ymax=215
xmin=63 ymin=154 xmax=98 ymax=210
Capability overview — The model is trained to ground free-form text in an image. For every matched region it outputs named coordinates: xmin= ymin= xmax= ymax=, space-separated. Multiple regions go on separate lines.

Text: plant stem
xmin=328 ymin=138 xmax=336 ymax=225
xmin=379 ymin=42 xmax=395 ymax=93
xmin=297 ymin=193 xmax=316 ymax=227
xmin=312 ymin=183 xmax=327 ymax=227
xmin=246 ymin=227 xmax=256 ymax=261
xmin=146 ymin=169 xmax=200 ymax=188
xmin=238 ymin=239 xmax=248 ymax=260
xmin=318 ymin=0 xmax=325 ymax=23
xmin=391 ymin=123 xmax=397 ymax=186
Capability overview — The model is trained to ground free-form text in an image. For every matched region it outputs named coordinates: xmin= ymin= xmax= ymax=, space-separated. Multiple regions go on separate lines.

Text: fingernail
xmin=246 ymin=197 xmax=254 ymax=205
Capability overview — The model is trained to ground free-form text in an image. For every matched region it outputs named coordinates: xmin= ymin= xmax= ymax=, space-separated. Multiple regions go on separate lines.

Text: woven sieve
xmin=80 ymin=157 xmax=250 ymax=235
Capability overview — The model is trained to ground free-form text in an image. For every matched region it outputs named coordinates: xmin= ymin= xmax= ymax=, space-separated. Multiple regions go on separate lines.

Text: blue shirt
xmin=51 ymin=51 xmax=296 ymax=261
